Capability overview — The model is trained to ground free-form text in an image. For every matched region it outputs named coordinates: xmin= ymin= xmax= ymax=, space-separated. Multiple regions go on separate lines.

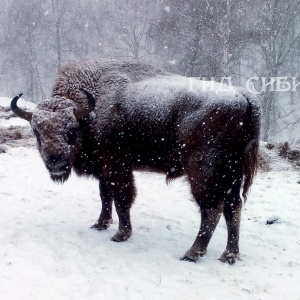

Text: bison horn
xmin=74 ymin=88 xmax=96 ymax=119
xmin=10 ymin=93 xmax=33 ymax=122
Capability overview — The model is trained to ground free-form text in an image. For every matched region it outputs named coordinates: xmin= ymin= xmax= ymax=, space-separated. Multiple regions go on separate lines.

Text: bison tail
xmin=237 ymin=88 xmax=261 ymax=201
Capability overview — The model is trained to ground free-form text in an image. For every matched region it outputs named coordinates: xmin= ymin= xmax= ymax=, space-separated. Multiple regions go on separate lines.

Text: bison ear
xmin=74 ymin=88 xmax=96 ymax=119
xmin=11 ymin=93 xmax=33 ymax=122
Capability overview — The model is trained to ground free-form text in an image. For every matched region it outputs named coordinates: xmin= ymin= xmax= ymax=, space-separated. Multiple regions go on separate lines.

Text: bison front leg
xmin=111 ymin=172 xmax=136 ymax=242
xmin=91 ymin=180 xmax=114 ymax=230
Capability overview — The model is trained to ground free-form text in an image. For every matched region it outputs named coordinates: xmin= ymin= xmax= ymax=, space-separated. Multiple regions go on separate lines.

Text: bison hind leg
xmin=181 ymin=149 xmax=237 ymax=263
xmin=219 ymin=179 xmax=243 ymax=264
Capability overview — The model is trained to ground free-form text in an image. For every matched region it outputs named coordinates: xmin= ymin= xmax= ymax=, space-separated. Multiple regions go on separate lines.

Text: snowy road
xmin=0 ymin=145 xmax=300 ymax=300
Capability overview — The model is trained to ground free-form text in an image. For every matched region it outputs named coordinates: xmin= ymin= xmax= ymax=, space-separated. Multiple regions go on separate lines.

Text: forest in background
xmin=0 ymin=0 xmax=299 ymax=143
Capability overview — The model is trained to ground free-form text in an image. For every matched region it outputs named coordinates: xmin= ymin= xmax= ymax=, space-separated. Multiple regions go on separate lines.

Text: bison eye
xmin=67 ymin=128 xmax=77 ymax=144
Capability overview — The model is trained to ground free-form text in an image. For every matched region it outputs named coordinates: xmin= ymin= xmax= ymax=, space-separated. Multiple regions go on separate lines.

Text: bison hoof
xmin=91 ymin=218 xmax=113 ymax=230
xmin=111 ymin=230 xmax=132 ymax=242
xmin=180 ymin=248 xmax=206 ymax=262
xmin=219 ymin=251 xmax=239 ymax=265
xmin=180 ymin=255 xmax=197 ymax=263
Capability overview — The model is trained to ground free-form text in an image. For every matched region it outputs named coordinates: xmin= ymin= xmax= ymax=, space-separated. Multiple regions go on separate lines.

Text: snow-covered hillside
xmin=0 ymin=98 xmax=300 ymax=300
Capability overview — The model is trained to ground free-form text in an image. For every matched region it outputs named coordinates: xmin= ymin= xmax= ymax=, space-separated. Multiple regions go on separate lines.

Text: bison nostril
xmin=47 ymin=155 xmax=59 ymax=165
xmin=46 ymin=155 xmax=67 ymax=170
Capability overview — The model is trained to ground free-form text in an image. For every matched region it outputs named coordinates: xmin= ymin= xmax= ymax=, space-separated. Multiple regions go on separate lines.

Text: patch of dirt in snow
xmin=0 ymin=98 xmax=37 ymax=149
xmin=0 ymin=126 xmax=36 ymax=149
xmin=259 ymin=141 xmax=300 ymax=172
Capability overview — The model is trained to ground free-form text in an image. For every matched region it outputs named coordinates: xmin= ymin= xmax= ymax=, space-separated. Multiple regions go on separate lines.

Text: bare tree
xmin=47 ymin=0 xmax=88 ymax=72
xmin=253 ymin=0 xmax=300 ymax=141
xmin=112 ymin=0 xmax=161 ymax=62
xmin=2 ymin=0 xmax=48 ymax=101
xmin=153 ymin=0 xmax=254 ymax=79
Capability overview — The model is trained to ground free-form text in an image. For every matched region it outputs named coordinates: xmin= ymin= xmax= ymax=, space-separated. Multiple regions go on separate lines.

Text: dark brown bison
xmin=11 ymin=59 xmax=260 ymax=264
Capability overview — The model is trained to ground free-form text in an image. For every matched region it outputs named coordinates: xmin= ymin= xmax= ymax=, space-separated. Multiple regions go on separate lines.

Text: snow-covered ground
xmin=0 ymin=98 xmax=300 ymax=300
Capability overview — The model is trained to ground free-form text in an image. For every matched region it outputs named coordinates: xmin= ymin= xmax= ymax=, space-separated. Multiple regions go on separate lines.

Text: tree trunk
xmin=222 ymin=0 xmax=231 ymax=76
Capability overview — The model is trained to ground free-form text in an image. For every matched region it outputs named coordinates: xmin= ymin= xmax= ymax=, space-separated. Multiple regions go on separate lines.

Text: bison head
xmin=11 ymin=88 xmax=95 ymax=183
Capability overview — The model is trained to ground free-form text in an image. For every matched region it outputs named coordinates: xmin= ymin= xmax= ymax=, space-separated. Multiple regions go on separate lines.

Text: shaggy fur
xmin=12 ymin=58 xmax=260 ymax=264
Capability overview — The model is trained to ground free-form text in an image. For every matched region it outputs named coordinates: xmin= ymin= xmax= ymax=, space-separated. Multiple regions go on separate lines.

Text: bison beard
xmin=49 ymin=166 xmax=71 ymax=183
xmin=11 ymin=59 xmax=260 ymax=264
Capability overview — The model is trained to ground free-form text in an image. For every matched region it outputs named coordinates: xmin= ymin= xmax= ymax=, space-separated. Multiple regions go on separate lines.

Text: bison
xmin=11 ymin=59 xmax=260 ymax=264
